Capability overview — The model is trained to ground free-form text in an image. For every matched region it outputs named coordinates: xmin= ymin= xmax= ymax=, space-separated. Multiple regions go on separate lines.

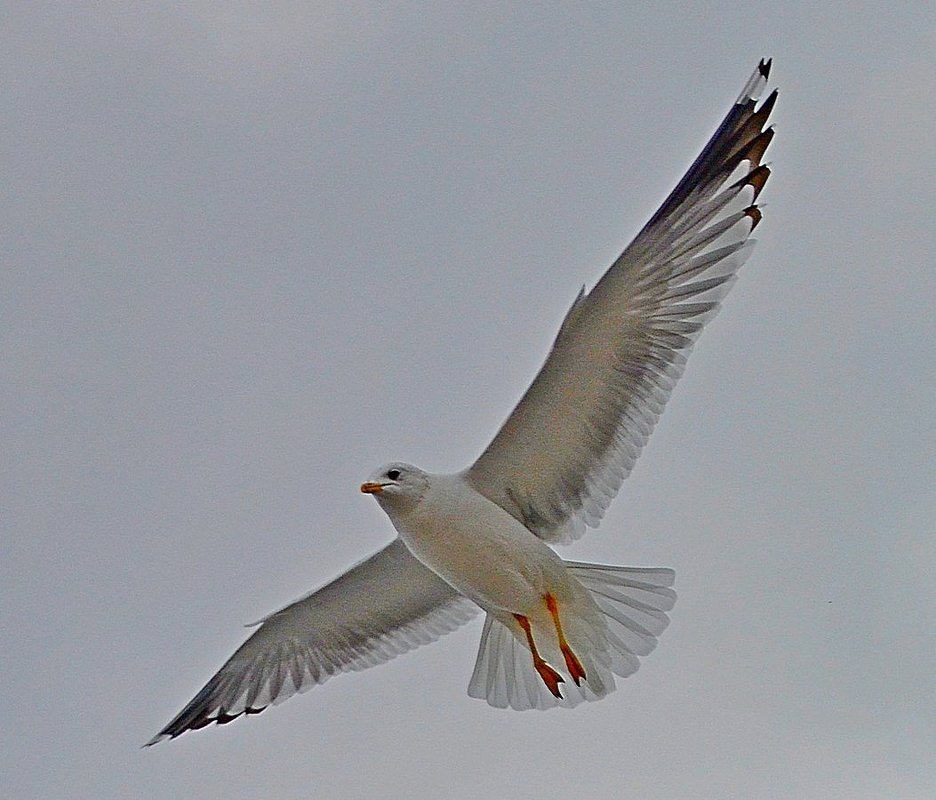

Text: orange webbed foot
xmin=534 ymin=657 xmax=565 ymax=699
xmin=561 ymin=644 xmax=586 ymax=686
xmin=544 ymin=594 xmax=587 ymax=686
xmin=514 ymin=611 xmax=566 ymax=699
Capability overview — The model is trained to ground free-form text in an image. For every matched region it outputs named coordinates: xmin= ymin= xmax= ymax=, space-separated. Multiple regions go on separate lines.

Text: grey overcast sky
xmin=3 ymin=3 xmax=934 ymax=799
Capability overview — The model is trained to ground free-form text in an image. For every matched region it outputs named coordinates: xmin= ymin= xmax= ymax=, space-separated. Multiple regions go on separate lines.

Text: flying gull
xmin=147 ymin=60 xmax=776 ymax=744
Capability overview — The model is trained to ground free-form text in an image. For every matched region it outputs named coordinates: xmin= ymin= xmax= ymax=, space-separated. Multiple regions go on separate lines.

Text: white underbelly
xmin=393 ymin=488 xmax=569 ymax=614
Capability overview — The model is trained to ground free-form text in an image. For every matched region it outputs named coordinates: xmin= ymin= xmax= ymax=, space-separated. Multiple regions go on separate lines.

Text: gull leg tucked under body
xmin=513 ymin=611 xmax=566 ymax=698
xmin=510 ymin=593 xmax=588 ymax=696
xmin=545 ymin=593 xmax=587 ymax=687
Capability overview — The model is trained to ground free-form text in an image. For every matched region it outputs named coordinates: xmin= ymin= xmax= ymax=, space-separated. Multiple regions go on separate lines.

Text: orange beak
xmin=360 ymin=482 xmax=385 ymax=494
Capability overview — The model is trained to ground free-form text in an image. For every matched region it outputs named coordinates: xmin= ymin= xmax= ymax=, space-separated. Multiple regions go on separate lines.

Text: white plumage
xmin=147 ymin=60 xmax=776 ymax=745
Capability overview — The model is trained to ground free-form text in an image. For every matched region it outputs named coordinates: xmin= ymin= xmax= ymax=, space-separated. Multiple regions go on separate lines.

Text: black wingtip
xmin=144 ymin=699 xmax=271 ymax=747
xmin=743 ymin=205 xmax=763 ymax=230
xmin=742 ymin=163 xmax=771 ymax=200
xmin=758 ymin=88 xmax=779 ymax=118
xmin=759 ymin=58 xmax=772 ymax=79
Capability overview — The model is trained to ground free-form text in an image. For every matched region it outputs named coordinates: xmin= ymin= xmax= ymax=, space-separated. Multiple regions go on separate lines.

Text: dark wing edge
xmin=465 ymin=61 xmax=776 ymax=543
xmin=145 ymin=539 xmax=478 ymax=745
xmin=631 ymin=58 xmax=774 ymax=245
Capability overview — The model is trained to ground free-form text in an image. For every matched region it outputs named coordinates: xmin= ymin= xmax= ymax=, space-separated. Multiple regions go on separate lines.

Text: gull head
xmin=360 ymin=462 xmax=429 ymax=510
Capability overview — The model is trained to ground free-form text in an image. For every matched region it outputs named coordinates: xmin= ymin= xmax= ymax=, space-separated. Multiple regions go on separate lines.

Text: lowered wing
xmin=146 ymin=538 xmax=478 ymax=744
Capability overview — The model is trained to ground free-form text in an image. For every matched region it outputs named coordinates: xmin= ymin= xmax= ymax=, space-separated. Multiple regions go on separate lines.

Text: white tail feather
xmin=467 ymin=562 xmax=675 ymax=710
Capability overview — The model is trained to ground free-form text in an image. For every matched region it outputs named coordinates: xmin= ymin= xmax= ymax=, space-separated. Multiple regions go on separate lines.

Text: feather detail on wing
xmin=465 ymin=60 xmax=776 ymax=543
xmin=146 ymin=539 xmax=477 ymax=744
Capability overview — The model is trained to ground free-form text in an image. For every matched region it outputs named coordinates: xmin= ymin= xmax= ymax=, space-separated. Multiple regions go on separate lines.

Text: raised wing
xmin=465 ymin=61 xmax=776 ymax=543
xmin=146 ymin=539 xmax=478 ymax=744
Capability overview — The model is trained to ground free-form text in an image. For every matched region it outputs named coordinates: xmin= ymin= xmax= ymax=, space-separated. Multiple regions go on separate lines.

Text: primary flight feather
xmin=148 ymin=60 xmax=776 ymax=744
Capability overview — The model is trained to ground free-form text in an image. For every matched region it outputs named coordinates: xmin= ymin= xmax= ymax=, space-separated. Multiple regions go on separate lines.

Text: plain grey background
xmin=3 ymin=3 xmax=934 ymax=799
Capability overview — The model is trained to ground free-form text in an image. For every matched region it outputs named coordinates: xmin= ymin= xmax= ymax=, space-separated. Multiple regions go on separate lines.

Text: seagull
xmin=147 ymin=60 xmax=776 ymax=744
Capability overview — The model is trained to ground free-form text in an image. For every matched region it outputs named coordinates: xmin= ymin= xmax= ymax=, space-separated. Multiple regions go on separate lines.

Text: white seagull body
xmin=148 ymin=60 xmax=777 ymax=744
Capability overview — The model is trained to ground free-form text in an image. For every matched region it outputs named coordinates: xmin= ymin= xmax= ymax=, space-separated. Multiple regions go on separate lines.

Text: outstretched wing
xmin=146 ymin=539 xmax=478 ymax=744
xmin=465 ymin=61 xmax=776 ymax=543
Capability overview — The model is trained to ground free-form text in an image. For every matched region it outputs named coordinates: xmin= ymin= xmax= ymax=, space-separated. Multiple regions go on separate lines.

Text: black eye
xmin=387 ymin=469 xmax=401 ymax=481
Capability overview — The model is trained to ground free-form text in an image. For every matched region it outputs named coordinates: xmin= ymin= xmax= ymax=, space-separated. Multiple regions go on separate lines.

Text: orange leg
xmin=513 ymin=613 xmax=564 ymax=698
xmin=544 ymin=594 xmax=587 ymax=686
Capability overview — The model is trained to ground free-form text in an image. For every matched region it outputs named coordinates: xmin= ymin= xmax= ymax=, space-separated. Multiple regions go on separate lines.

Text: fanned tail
xmin=467 ymin=562 xmax=675 ymax=710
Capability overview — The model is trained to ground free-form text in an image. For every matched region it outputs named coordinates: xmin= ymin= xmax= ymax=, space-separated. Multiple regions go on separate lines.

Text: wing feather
xmin=465 ymin=61 xmax=776 ymax=543
xmin=146 ymin=539 xmax=477 ymax=744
